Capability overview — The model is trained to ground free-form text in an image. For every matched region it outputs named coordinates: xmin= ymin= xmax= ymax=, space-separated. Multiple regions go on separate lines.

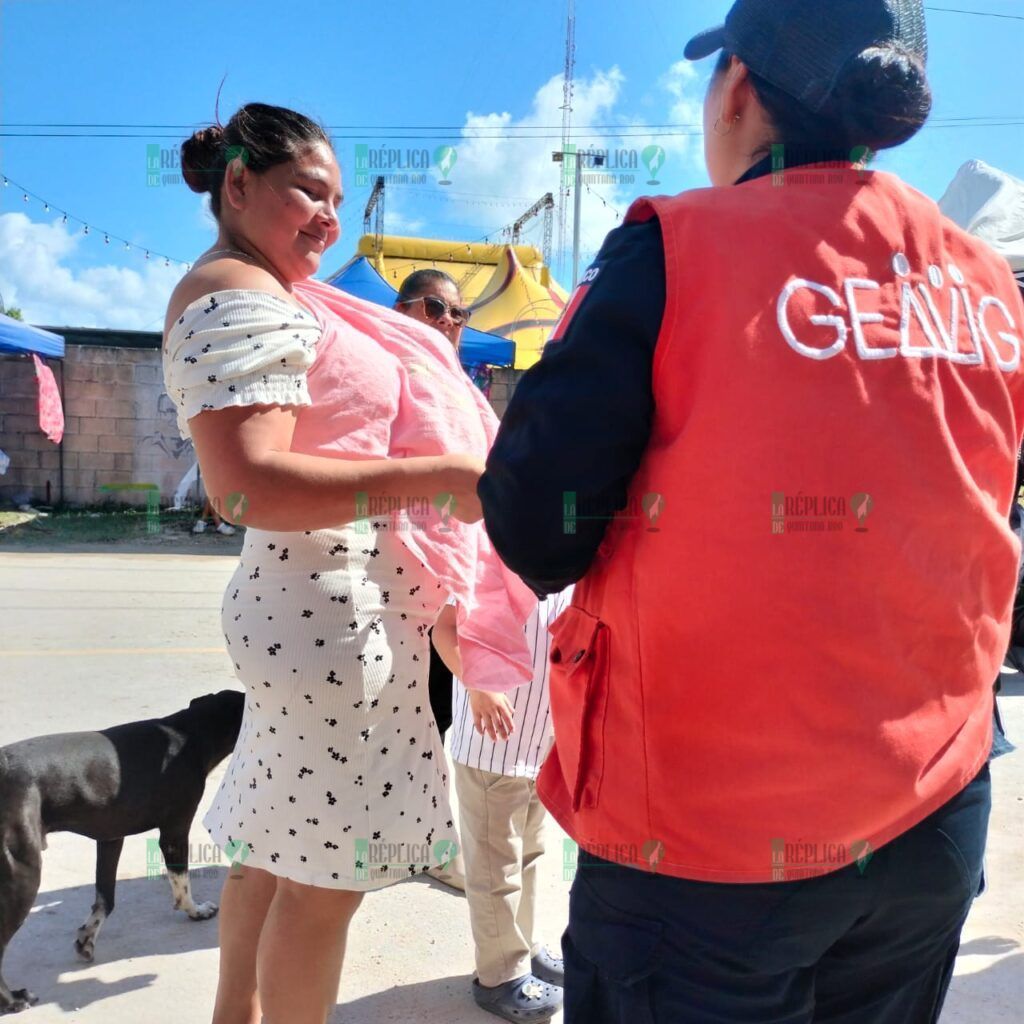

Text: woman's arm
xmin=478 ymin=218 xmax=665 ymax=592
xmin=189 ymin=404 xmax=482 ymax=531
xmin=167 ymin=260 xmax=482 ymax=531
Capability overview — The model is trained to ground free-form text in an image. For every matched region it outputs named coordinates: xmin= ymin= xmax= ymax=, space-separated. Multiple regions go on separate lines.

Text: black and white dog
xmin=0 ymin=690 xmax=244 ymax=1014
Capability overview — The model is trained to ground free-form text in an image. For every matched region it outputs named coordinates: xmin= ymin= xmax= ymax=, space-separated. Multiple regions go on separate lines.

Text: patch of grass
xmin=0 ymin=506 xmax=201 ymax=545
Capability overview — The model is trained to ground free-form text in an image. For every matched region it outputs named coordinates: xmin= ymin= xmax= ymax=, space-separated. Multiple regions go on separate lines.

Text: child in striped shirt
xmin=432 ymin=586 xmax=573 ymax=1023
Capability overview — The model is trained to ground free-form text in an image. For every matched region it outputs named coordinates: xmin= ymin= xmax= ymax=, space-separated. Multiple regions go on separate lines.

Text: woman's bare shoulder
xmin=163 ymin=258 xmax=292 ymax=337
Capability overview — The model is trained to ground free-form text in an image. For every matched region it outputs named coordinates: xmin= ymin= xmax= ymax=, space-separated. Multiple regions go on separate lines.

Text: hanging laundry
xmin=32 ymin=354 xmax=64 ymax=443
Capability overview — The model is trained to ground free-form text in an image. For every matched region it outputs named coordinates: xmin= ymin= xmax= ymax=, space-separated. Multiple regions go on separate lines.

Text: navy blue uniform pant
xmin=564 ymin=765 xmax=990 ymax=1024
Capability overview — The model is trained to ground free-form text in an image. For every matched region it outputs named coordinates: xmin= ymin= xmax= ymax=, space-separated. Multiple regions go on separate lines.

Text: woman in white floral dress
xmin=162 ymin=103 xmax=501 ymax=1024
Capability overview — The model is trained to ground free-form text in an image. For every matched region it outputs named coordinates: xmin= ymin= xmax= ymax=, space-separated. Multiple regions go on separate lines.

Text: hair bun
xmin=181 ymin=125 xmax=225 ymax=194
xmin=830 ymin=44 xmax=932 ymax=152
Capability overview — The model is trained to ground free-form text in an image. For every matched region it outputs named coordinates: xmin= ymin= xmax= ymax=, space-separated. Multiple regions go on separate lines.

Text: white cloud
xmin=382 ymin=207 xmax=428 ymax=237
xmin=659 ymin=60 xmax=707 ymax=174
xmin=415 ymin=62 xmax=707 ymax=280
xmin=449 ymin=67 xmax=628 ymax=270
xmin=196 ymin=194 xmax=217 ymax=230
xmin=0 ymin=211 xmax=185 ymax=330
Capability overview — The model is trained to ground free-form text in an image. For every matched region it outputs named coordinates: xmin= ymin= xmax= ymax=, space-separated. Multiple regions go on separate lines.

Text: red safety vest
xmin=537 ymin=163 xmax=1024 ymax=883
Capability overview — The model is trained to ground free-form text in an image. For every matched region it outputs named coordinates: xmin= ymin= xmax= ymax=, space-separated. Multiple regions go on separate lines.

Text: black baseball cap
xmin=684 ymin=0 xmax=928 ymax=112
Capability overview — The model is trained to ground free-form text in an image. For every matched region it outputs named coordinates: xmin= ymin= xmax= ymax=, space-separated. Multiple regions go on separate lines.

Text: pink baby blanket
xmin=294 ymin=278 xmax=537 ymax=692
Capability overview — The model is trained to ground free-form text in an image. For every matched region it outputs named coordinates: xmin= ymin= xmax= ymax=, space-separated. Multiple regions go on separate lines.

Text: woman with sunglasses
xmin=392 ymin=268 xmax=475 ymax=891
xmin=479 ymin=1 xmax=1024 ymax=1021
xmin=395 ymin=269 xmax=471 ymax=352
xmin=392 ymin=268 xmax=470 ymax=761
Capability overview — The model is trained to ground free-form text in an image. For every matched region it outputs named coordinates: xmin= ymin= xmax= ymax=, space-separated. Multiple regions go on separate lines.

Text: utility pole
xmin=552 ymin=149 xmax=606 ymax=287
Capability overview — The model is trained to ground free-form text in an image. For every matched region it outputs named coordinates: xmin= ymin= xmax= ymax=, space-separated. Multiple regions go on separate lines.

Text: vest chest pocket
xmin=548 ymin=606 xmax=611 ymax=812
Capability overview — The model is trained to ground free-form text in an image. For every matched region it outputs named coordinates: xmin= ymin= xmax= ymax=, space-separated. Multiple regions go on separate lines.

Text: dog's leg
xmin=74 ymin=838 xmax=123 ymax=963
xmin=159 ymin=833 xmax=217 ymax=920
xmin=0 ymin=832 xmax=42 ymax=1014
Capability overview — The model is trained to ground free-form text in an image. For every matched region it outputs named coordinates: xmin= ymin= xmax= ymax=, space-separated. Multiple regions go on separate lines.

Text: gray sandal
xmin=472 ymin=973 xmax=564 ymax=1022
xmin=531 ymin=946 xmax=565 ymax=986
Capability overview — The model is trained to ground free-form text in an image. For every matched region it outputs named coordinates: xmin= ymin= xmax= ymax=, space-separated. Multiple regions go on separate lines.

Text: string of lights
xmin=1 ymin=173 xmax=192 ymax=267
xmin=0 ymin=169 xmax=535 ymax=278
xmin=584 ymin=182 xmax=623 ymax=221
xmin=0 ymin=167 xmax=636 ymax=285
xmin=0 ymin=175 xmax=373 ymax=270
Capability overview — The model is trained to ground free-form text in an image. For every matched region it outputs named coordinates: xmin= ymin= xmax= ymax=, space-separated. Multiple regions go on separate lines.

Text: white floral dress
xmin=163 ymin=288 xmax=459 ymax=890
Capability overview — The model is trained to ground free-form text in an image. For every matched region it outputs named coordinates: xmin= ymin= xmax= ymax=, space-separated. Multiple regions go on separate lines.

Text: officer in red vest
xmin=479 ymin=1 xmax=1024 ymax=1021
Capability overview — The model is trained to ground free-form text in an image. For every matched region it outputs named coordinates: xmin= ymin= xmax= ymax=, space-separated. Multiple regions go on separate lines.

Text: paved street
xmin=0 ymin=550 xmax=1020 ymax=1022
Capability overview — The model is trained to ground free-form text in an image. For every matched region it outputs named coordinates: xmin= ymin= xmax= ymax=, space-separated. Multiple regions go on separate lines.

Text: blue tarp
xmin=0 ymin=314 xmax=65 ymax=358
xmin=324 ymin=257 xmax=516 ymax=368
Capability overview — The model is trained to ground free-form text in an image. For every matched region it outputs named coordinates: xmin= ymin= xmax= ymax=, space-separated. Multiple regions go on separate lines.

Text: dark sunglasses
xmin=400 ymin=294 xmax=471 ymax=326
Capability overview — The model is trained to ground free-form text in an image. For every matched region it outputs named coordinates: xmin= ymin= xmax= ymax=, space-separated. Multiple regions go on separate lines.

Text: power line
xmin=929 ymin=121 xmax=1024 ymax=128
xmin=0 ymin=130 xmax=709 ymax=140
xmin=390 ymin=185 xmax=540 ymax=201
xmin=4 ymin=120 xmax=1024 ymax=141
xmin=383 ymin=189 xmax=532 ymax=209
xmin=2 ymin=115 xmax=1021 ymax=131
xmin=2 ymin=121 xmax=699 ymax=130
xmin=925 ymin=5 xmax=1024 ymax=21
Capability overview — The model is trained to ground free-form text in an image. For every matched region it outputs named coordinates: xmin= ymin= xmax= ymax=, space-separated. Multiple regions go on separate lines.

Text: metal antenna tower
xmin=556 ymin=0 xmax=576 ymax=281
xmin=542 ymin=198 xmax=554 ymax=270
xmin=363 ymin=176 xmax=385 ymax=257
xmin=511 ymin=193 xmax=555 ymax=267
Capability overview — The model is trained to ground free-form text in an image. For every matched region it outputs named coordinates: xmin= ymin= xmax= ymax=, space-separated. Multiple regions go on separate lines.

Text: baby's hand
xmin=467 ymin=689 xmax=515 ymax=742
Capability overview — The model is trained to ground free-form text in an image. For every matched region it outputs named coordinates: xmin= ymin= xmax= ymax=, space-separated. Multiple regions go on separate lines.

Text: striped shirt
xmin=449 ymin=587 xmax=574 ymax=779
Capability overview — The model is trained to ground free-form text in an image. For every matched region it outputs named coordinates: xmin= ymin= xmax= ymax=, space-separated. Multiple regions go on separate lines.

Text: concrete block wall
xmin=0 ymin=347 xmax=193 ymax=508
xmin=1 ymin=349 xmax=528 ymax=509
xmin=487 ymin=367 xmax=525 ymax=419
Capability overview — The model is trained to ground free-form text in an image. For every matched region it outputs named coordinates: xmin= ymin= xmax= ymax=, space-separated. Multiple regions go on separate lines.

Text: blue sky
xmin=1 ymin=0 xmax=1022 ymax=330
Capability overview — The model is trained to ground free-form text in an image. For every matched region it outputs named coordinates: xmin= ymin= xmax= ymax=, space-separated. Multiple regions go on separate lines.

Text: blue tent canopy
xmin=324 ymin=257 xmax=516 ymax=368
xmin=0 ymin=314 xmax=65 ymax=358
